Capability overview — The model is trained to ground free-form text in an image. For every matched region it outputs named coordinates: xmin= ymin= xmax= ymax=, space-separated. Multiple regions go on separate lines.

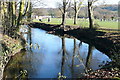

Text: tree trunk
xmin=27 ymin=1 xmax=32 ymax=22
xmin=17 ymin=0 xmax=25 ymax=27
xmin=0 ymin=1 xmax=1 ymax=20
xmin=0 ymin=1 xmax=3 ymax=35
xmin=0 ymin=2 xmax=5 ymax=34
xmin=0 ymin=1 xmax=2 ymax=26
xmin=2 ymin=2 xmax=8 ymax=34
xmin=61 ymin=0 xmax=67 ymax=29
xmin=10 ymin=1 xmax=17 ymax=36
xmin=88 ymin=2 xmax=94 ymax=29
xmin=1 ymin=0 xmax=31 ymax=37
xmin=8 ymin=2 xmax=13 ymax=36
xmin=74 ymin=1 xmax=77 ymax=25
xmin=11 ymin=1 xmax=16 ymax=27
xmin=61 ymin=13 xmax=66 ymax=26
xmin=74 ymin=11 xmax=78 ymax=25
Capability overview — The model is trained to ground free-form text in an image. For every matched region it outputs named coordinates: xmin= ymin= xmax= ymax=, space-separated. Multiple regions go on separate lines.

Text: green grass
xmin=33 ymin=18 xmax=118 ymax=29
xmin=95 ymin=20 xmax=118 ymax=29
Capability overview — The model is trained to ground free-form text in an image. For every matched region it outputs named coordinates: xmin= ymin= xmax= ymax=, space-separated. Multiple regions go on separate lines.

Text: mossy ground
xmin=0 ymin=32 xmax=24 ymax=79
xmin=0 ymin=34 xmax=23 ymax=56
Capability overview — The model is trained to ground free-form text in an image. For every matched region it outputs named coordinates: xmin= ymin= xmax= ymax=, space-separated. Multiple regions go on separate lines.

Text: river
xmin=3 ymin=26 xmax=111 ymax=78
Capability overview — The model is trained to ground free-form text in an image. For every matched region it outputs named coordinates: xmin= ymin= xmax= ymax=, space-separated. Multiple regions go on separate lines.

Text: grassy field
xmin=33 ymin=18 xmax=118 ymax=29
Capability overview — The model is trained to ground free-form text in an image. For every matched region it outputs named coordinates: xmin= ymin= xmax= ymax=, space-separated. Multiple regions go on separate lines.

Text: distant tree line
xmin=32 ymin=0 xmax=117 ymax=28
xmin=33 ymin=5 xmax=117 ymax=20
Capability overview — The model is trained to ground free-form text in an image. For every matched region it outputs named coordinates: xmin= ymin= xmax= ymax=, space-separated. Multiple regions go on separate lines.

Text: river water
xmin=3 ymin=26 xmax=111 ymax=78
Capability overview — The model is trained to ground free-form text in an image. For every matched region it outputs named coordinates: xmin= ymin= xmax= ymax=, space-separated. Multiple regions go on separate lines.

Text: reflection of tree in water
xmin=56 ymin=35 xmax=98 ymax=78
xmin=71 ymin=39 xmax=95 ymax=77
xmin=71 ymin=39 xmax=88 ymax=77
xmin=61 ymin=37 xmax=66 ymax=77
xmin=71 ymin=39 xmax=83 ymax=68
xmin=26 ymin=26 xmax=37 ymax=76
xmin=27 ymin=26 xmax=32 ymax=51
xmin=58 ymin=36 xmax=68 ymax=79
xmin=86 ymin=44 xmax=94 ymax=70
xmin=59 ymin=37 xmax=92 ymax=78
xmin=26 ymin=26 xmax=40 ymax=51
xmin=3 ymin=26 xmax=34 ymax=79
xmin=71 ymin=39 xmax=77 ymax=75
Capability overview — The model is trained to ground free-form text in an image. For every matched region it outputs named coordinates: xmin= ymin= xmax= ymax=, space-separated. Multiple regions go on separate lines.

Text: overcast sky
xmin=41 ymin=0 xmax=120 ymax=8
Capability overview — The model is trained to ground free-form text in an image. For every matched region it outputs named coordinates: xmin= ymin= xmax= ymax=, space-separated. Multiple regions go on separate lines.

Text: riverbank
xmin=0 ymin=33 xmax=25 ymax=79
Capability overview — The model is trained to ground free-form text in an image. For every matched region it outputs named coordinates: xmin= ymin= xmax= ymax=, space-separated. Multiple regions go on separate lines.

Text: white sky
xmin=41 ymin=0 xmax=120 ymax=8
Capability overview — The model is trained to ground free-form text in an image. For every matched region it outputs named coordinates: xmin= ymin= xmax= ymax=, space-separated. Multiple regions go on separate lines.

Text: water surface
xmin=3 ymin=26 xmax=111 ymax=78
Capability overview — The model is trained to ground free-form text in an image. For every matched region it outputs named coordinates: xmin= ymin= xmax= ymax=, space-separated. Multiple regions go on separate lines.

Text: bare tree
xmin=0 ymin=0 xmax=33 ymax=36
xmin=88 ymin=0 xmax=98 ymax=28
xmin=58 ymin=0 xmax=71 ymax=28
xmin=17 ymin=0 xmax=30 ymax=27
xmin=27 ymin=1 xmax=32 ymax=22
xmin=72 ymin=0 xmax=84 ymax=25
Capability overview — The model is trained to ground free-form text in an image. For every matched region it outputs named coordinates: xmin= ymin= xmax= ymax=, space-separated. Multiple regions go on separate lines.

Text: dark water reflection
xmin=3 ymin=26 xmax=111 ymax=78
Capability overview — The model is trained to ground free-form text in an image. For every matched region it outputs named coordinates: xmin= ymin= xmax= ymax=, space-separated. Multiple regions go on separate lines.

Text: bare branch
xmin=78 ymin=0 xmax=84 ymax=10
xmin=59 ymin=7 xmax=64 ymax=13
xmin=22 ymin=1 xmax=29 ymax=17
xmin=16 ymin=1 xmax=20 ymax=6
